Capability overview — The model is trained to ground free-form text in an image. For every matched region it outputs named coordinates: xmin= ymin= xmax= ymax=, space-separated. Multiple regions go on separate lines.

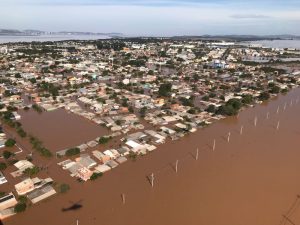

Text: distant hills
xmin=0 ymin=29 xmax=123 ymax=37
xmin=1 ymin=29 xmax=300 ymax=41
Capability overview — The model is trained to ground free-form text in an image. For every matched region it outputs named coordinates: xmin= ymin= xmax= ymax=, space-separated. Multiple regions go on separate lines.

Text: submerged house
xmin=14 ymin=178 xmax=35 ymax=196
xmin=77 ymin=167 xmax=93 ymax=181
xmin=0 ymin=172 xmax=7 ymax=185
xmin=0 ymin=193 xmax=17 ymax=220
xmin=27 ymin=185 xmax=57 ymax=204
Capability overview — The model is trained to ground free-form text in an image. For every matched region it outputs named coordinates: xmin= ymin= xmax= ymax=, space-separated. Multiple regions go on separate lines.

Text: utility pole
xmin=277 ymin=121 xmax=280 ymax=130
xmin=284 ymin=103 xmax=287 ymax=111
xmin=121 ymin=193 xmax=126 ymax=205
xmin=150 ymin=173 xmax=154 ymax=188
xmin=254 ymin=116 xmax=258 ymax=127
xmin=240 ymin=125 xmax=243 ymax=135
xmin=213 ymin=139 xmax=216 ymax=151
xmin=195 ymin=148 xmax=199 ymax=160
xmin=227 ymin=132 xmax=231 ymax=143
xmin=175 ymin=160 xmax=179 ymax=173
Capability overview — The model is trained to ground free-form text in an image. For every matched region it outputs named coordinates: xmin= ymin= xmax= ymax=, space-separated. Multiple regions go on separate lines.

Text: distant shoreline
xmin=0 ymin=34 xmax=112 ymax=44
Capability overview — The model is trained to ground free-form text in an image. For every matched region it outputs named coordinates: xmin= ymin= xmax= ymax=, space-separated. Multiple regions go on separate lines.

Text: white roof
xmin=175 ymin=123 xmax=187 ymax=129
xmin=94 ymin=164 xmax=111 ymax=173
xmin=14 ymin=160 xmax=34 ymax=171
xmin=125 ymin=140 xmax=142 ymax=149
xmin=103 ymin=150 xmax=114 ymax=158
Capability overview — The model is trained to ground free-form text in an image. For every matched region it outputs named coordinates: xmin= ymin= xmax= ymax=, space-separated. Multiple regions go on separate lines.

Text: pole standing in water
xmin=150 ymin=173 xmax=154 ymax=188
xmin=175 ymin=160 xmax=179 ymax=173
xmin=121 ymin=193 xmax=126 ymax=205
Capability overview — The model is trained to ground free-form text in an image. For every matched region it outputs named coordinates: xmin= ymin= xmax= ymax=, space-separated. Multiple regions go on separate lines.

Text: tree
xmin=216 ymin=98 xmax=242 ymax=116
xmin=115 ymin=120 xmax=122 ymax=126
xmin=98 ymin=136 xmax=111 ymax=145
xmin=258 ymin=92 xmax=270 ymax=101
xmin=158 ymin=83 xmax=172 ymax=97
xmin=23 ymin=166 xmax=39 ymax=177
xmin=139 ymin=107 xmax=147 ymax=118
xmin=59 ymin=183 xmax=70 ymax=193
xmin=187 ymin=108 xmax=197 ymax=114
xmin=179 ymin=97 xmax=194 ymax=107
xmin=3 ymin=150 xmax=14 ymax=159
xmin=128 ymin=151 xmax=138 ymax=161
xmin=227 ymin=98 xmax=242 ymax=110
xmin=65 ymin=148 xmax=80 ymax=156
xmin=270 ymin=85 xmax=280 ymax=94
xmin=128 ymin=106 xmax=134 ymax=113
xmin=14 ymin=203 xmax=27 ymax=213
xmin=18 ymin=196 xmax=28 ymax=204
xmin=90 ymin=172 xmax=103 ymax=181
xmin=148 ymin=70 xmax=154 ymax=75
xmin=5 ymin=139 xmax=16 ymax=147
xmin=193 ymin=74 xmax=199 ymax=81
xmin=15 ymin=73 xmax=21 ymax=78
xmin=242 ymin=94 xmax=253 ymax=105
xmin=32 ymin=104 xmax=43 ymax=113
xmin=202 ymin=95 xmax=210 ymax=101
xmin=29 ymin=78 xmax=36 ymax=84
xmin=17 ymin=127 xmax=27 ymax=138
xmin=0 ymin=163 xmax=7 ymax=171
xmin=206 ymin=104 xmax=216 ymax=113
xmin=216 ymin=105 xmax=236 ymax=116
xmin=209 ymin=92 xmax=216 ymax=98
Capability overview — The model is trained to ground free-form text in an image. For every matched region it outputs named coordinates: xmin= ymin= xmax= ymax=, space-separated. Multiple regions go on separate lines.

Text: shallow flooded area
xmin=4 ymin=87 xmax=300 ymax=225
xmin=18 ymin=108 xmax=109 ymax=152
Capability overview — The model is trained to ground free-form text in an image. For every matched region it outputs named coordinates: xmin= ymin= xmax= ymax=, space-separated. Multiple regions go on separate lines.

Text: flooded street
xmin=4 ymin=88 xmax=300 ymax=225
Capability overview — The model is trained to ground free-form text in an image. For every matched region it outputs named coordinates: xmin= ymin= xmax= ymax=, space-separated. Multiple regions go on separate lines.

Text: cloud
xmin=230 ymin=14 xmax=271 ymax=19
xmin=0 ymin=0 xmax=300 ymax=35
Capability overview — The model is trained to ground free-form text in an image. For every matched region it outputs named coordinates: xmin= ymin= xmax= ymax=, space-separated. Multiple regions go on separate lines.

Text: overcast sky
xmin=1 ymin=0 xmax=300 ymax=36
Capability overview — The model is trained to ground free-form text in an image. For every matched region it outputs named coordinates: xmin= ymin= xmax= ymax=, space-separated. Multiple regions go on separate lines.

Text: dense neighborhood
xmin=0 ymin=38 xmax=300 ymax=220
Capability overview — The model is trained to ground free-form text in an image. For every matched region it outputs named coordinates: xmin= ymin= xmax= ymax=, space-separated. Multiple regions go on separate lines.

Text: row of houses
xmin=0 ymin=160 xmax=57 ymax=219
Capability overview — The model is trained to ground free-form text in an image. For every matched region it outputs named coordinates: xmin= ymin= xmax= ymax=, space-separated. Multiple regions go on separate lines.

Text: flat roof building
xmin=0 ymin=193 xmax=17 ymax=211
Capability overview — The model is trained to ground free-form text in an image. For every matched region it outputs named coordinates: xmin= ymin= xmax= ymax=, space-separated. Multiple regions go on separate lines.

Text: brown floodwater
xmin=4 ymin=87 xmax=300 ymax=225
xmin=18 ymin=108 xmax=109 ymax=152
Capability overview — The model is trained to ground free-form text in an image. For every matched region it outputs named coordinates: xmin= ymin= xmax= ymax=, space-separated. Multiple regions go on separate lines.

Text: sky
xmin=0 ymin=0 xmax=300 ymax=36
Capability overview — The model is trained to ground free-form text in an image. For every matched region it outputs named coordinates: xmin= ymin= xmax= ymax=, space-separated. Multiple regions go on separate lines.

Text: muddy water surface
xmin=19 ymin=109 xmax=109 ymax=151
xmin=4 ymin=88 xmax=300 ymax=225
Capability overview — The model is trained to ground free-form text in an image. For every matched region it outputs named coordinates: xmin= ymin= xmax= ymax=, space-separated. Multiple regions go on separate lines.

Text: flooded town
xmin=0 ymin=37 xmax=300 ymax=225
